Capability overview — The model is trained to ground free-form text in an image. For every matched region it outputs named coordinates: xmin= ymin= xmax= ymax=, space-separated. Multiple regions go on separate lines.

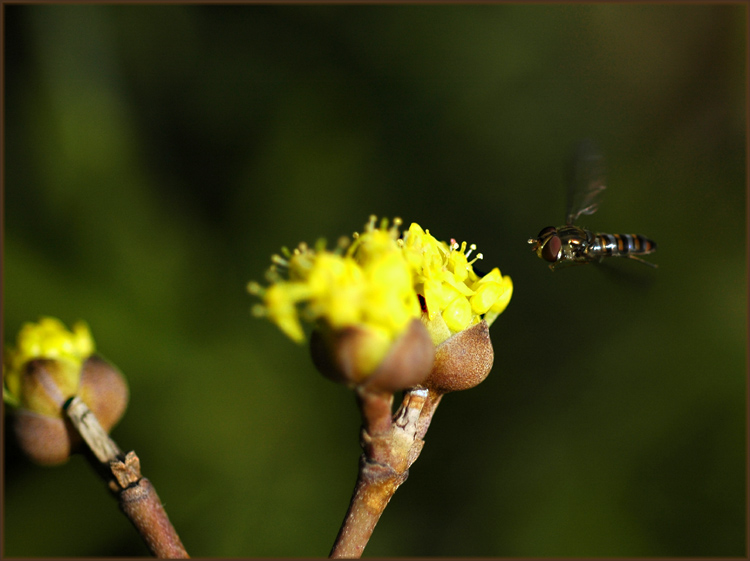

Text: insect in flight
xmin=527 ymin=141 xmax=657 ymax=271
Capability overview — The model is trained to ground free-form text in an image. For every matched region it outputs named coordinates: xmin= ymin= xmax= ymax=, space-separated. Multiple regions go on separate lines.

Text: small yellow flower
xmin=401 ymin=223 xmax=513 ymax=345
xmin=470 ymin=267 xmax=514 ymax=326
xmin=3 ymin=317 xmax=95 ymax=407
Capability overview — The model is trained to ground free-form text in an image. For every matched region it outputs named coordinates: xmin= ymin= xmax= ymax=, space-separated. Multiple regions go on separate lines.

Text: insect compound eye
xmin=541 ymin=234 xmax=562 ymax=262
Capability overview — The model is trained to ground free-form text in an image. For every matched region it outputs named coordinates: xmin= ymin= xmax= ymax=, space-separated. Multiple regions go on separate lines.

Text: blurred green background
xmin=3 ymin=4 xmax=745 ymax=558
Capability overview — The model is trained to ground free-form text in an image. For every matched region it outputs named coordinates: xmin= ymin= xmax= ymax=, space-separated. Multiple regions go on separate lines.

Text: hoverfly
xmin=527 ymin=141 xmax=657 ymax=271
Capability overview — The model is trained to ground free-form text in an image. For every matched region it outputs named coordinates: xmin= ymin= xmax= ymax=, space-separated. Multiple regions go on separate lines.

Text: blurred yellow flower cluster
xmin=3 ymin=317 xmax=95 ymax=407
xmin=249 ymin=216 xmax=512 ymax=348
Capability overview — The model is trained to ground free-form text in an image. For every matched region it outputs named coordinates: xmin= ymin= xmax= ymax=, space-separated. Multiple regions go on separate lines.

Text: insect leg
xmin=625 ymin=255 xmax=658 ymax=268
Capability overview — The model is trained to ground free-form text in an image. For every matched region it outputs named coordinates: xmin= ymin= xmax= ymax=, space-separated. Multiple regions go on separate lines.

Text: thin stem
xmin=64 ymin=396 xmax=123 ymax=462
xmin=329 ymin=457 xmax=405 ymax=559
xmin=329 ymin=387 xmax=429 ymax=558
xmin=64 ymin=397 xmax=189 ymax=558
xmin=112 ymin=452 xmax=190 ymax=559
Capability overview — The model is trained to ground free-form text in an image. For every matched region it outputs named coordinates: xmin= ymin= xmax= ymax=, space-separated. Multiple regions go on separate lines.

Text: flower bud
xmin=4 ymin=317 xmax=129 ymax=465
xmin=423 ymin=320 xmax=494 ymax=394
xmin=11 ymin=355 xmax=128 ymax=466
xmin=311 ymin=319 xmax=435 ymax=393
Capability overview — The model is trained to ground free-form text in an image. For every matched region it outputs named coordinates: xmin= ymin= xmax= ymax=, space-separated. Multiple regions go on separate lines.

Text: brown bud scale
xmin=425 ymin=321 xmax=494 ymax=394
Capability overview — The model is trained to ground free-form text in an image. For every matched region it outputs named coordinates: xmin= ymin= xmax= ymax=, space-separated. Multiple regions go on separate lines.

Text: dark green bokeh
xmin=4 ymin=4 xmax=745 ymax=557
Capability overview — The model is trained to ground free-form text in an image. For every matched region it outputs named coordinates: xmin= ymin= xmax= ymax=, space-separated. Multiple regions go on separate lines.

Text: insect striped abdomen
xmin=593 ymin=233 xmax=657 ymax=257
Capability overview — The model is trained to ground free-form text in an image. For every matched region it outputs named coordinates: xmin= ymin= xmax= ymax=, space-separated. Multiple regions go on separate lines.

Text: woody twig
xmin=64 ymin=396 xmax=189 ymax=558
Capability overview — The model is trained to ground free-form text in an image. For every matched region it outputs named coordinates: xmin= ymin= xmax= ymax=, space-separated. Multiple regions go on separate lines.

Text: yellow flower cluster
xmin=3 ymin=317 xmax=95 ymax=407
xmin=249 ymin=216 xmax=512 ymax=348
xmin=249 ymin=217 xmax=421 ymax=345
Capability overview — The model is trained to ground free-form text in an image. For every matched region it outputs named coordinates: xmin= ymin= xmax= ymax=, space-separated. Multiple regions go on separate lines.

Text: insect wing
xmin=565 ymin=140 xmax=607 ymax=226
